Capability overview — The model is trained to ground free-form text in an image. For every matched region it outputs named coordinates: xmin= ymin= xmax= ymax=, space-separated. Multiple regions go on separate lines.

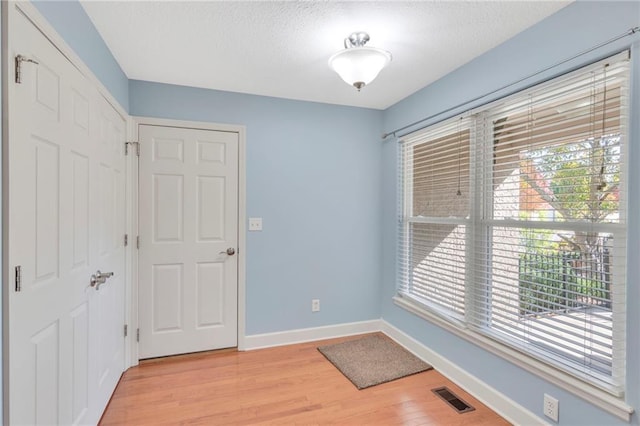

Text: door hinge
xmin=136 ymin=236 xmax=140 ymax=249
xmin=124 ymin=234 xmax=128 ymax=247
xmin=124 ymin=324 xmax=128 ymax=337
xmin=14 ymin=265 xmax=22 ymax=292
xmin=125 ymin=141 xmax=140 ymax=156
xmin=15 ymin=54 xmax=39 ymax=84
xmin=136 ymin=328 xmax=140 ymax=342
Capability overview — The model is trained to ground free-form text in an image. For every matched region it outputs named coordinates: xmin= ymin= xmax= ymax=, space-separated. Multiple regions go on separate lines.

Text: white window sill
xmin=393 ymin=295 xmax=634 ymax=422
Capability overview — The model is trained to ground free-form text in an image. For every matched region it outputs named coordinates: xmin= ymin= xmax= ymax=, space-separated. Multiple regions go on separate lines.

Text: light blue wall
xmin=20 ymin=0 xmax=640 ymax=424
xmin=31 ymin=0 xmax=129 ymax=111
xmin=130 ymin=81 xmax=384 ymax=334
xmin=30 ymin=0 xmax=384 ymax=342
xmin=381 ymin=2 xmax=640 ymax=425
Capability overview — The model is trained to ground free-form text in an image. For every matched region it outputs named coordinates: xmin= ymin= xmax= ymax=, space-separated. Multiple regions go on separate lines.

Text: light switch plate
xmin=249 ymin=217 xmax=263 ymax=231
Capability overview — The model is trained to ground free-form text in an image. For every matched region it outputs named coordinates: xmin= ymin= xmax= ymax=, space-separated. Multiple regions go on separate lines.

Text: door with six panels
xmin=138 ymin=124 xmax=239 ymax=358
xmin=7 ymin=6 xmax=127 ymax=424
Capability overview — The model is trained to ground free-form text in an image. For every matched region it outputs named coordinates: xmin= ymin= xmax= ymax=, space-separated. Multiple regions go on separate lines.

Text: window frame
xmin=395 ymin=51 xmax=632 ymax=420
xmin=399 ymin=118 xmax=474 ymax=323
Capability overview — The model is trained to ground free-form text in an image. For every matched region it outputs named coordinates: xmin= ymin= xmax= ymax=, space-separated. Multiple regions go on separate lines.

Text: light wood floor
xmin=100 ymin=333 xmax=510 ymax=425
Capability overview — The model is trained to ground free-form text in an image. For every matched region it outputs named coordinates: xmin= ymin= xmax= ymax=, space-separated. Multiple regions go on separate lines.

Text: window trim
xmin=395 ymin=50 xmax=633 ymax=420
xmin=393 ymin=295 xmax=633 ymax=421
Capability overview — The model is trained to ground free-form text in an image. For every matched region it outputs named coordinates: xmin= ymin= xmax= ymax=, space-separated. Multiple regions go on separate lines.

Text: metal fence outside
xmin=518 ymin=249 xmax=611 ymax=315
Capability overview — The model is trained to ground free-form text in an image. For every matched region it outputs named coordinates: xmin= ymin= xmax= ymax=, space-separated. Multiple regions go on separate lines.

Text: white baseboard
xmin=244 ymin=318 xmax=543 ymax=425
xmin=243 ymin=319 xmax=382 ymax=350
xmin=380 ymin=320 xmax=546 ymax=426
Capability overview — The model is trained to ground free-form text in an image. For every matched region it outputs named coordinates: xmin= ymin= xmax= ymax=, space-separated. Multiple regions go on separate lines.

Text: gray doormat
xmin=317 ymin=334 xmax=432 ymax=389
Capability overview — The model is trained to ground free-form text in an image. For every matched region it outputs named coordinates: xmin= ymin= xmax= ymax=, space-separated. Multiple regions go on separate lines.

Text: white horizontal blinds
xmin=398 ymin=118 xmax=471 ymax=319
xmin=410 ymin=126 xmax=470 ymax=218
xmin=480 ymin=227 xmax=624 ymax=382
xmin=490 ymin=55 xmax=628 ymax=223
xmin=398 ymin=51 xmax=630 ymax=393
xmin=406 ymin=222 xmax=467 ymax=316
xmin=474 ymin=52 xmax=629 ymax=390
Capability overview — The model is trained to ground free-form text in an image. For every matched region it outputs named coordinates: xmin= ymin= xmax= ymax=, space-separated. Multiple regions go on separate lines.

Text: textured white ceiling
xmin=80 ymin=1 xmax=571 ymax=110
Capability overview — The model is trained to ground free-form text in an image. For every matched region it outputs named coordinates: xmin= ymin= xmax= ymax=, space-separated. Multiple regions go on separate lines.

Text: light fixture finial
xmin=346 ymin=32 xmax=370 ymax=48
xmin=329 ymin=32 xmax=392 ymax=91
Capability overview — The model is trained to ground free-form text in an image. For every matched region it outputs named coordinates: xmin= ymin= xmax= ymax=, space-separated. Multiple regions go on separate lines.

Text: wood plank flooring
xmin=100 ymin=333 xmax=510 ymax=425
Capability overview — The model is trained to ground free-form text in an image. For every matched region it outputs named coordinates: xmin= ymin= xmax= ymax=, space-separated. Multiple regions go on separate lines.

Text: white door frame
xmin=2 ymin=0 xmax=134 ymax=421
xmin=128 ymin=116 xmax=246 ymax=364
xmin=1 ymin=3 xmax=247 ymax=399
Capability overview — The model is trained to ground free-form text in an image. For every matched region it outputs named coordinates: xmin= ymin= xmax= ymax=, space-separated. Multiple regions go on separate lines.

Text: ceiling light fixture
xmin=328 ymin=32 xmax=392 ymax=91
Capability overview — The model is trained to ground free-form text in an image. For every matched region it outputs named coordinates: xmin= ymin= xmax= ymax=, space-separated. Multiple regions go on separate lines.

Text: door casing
xmin=129 ymin=116 xmax=247 ymax=363
xmin=2 ymin=1 xmax=131 ymax=423
xmin=1 ymin=2 xmax=247 ymax=421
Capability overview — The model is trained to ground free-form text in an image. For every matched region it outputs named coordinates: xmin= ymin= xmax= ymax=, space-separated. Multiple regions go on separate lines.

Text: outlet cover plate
xmin=543 ymin=393 xmax=559 ymax=422
xmin=249 ymin=217 xmax=262 ymax=231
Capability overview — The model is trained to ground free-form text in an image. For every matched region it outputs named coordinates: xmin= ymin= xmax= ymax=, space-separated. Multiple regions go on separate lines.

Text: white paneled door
xmin=7 ymin=7 xmax=127 ymax=425
xmin=138 ymin=124 xmax=238 ymax=358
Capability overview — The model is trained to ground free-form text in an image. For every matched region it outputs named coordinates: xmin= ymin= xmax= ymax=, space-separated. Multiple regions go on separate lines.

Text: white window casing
xmin=397 ymin=51 xmax=632 ymax=420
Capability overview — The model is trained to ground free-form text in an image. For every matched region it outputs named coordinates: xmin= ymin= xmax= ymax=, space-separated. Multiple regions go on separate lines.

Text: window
xmin=399 ymin=119 xmax=472 ymax=321
xmin=398 ymin=52 xmax=629 ymax=395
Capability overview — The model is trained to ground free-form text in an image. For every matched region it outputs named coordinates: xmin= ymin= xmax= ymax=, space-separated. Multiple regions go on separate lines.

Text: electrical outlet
xmin=249 ymin=217 xmax=262 ymax=231
xmin=543 ymin=394 xmax=559 ymax=422
xmin=312 ymin=299 xmax=320 ymax=312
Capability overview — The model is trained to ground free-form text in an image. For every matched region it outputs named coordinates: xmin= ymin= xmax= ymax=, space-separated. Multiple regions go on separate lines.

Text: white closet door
xmin=7 ymin=7 xmax=126 ymax=424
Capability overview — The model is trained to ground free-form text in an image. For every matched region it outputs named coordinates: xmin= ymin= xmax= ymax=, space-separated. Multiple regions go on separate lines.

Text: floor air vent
xmin=432 ymin=387 xmax=475 ymax=413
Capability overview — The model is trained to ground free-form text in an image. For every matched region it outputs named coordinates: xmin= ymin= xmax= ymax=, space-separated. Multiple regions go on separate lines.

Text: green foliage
xmin=523 ymin=136 xmax=620 ymax=223
xmin=518 ymin=227 xmax=558 ymax=253
xmin=518 ymin=251 xmax=611 ymax=315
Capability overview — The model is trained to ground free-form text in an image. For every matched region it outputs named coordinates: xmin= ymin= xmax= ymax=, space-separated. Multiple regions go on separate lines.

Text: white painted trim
xmin=244 ymin=320 xmax=382 ymax=350
xmin=380 ymin=320 xmax=547 ymax=426
xmin=130 ymin=116 xmax=243 ymax=135
xmin=125 ymin=118 xmax=140 ymax=367
xmin=243 ymin=317 xmax=546 ymax=424
xmin=9 ymin=0 xmax=136 ymax=371
xmin=12 ymin=1 xmax=127 ymax=119
xmin=3 ymin=4 xmax=133 ymax=422
xmin=2 ymin=3 xmax=10 ymax=424
xmin=236 ymin=128 xmax=247 ymax=351
xmin=393 ymin=296 xmax=634 ymax=421
xmin=131 ymin=116 xmax=247 ymax=355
